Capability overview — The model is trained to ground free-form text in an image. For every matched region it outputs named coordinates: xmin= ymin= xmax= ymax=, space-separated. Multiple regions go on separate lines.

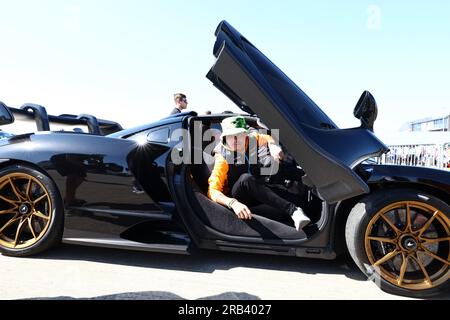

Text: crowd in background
xmin=379 ymin=144 xmax=450 ymax=169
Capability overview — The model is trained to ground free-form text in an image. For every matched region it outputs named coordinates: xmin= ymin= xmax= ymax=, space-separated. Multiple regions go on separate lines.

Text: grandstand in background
xmin=402 ymin=115 xmax=449 ymax=132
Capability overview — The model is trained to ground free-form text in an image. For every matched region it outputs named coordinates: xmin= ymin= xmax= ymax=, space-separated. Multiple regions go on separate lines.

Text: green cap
xmin=220 ymin=116 xmax=250 ymax=138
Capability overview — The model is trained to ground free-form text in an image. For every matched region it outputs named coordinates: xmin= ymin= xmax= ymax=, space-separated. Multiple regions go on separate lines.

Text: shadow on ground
xmin=28 ymin=291 xmax=260 ymax=300
xmin=34 ymin=243 xmax=366 ymax=281
xmin=6 ymin=244 xmax=449 ymax=300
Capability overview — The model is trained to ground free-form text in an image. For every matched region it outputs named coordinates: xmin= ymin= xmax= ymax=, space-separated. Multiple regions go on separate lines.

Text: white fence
xmin=378 ymin=144 xmax=449 ymax=169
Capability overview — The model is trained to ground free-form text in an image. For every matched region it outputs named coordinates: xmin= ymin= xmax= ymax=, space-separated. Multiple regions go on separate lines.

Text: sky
xmin=0 ymin=0 xmax=449 ymax=135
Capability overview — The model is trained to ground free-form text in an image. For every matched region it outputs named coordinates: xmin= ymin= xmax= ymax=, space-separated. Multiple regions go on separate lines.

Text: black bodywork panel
xmin=0 ymin=129 xmax=182 ymax=249
xmin=363 ymin=164 xmax=450 ymax=196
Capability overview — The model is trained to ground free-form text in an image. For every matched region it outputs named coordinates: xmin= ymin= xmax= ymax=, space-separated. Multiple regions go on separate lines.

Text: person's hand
xmin=231 ymin=201 xmax=252 ymax=220
xmin=269 ymin=143 xmax=284 ymax=162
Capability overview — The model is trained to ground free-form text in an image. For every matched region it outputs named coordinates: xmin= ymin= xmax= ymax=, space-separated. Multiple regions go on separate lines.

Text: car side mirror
xmin=353 ymin=91 xmax=378 ymax=132
xmin=0 ymin=101 xmax=15 ymax=125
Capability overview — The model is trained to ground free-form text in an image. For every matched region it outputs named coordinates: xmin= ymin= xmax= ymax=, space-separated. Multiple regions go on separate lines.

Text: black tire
xmin=345 ymin=188 xmax=450 ymax=298
xmin=0 ymin=164 xmax=64 ymax=256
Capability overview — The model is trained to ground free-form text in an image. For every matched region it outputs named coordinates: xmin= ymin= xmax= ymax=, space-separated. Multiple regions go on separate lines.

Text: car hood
xmin=207 ymin=21 xmax=388 ymax=203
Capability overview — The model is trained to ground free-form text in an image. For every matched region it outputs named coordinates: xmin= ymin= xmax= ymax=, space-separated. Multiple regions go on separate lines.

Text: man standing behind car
xmin=170 ymin=93 xmax=188 ymax=115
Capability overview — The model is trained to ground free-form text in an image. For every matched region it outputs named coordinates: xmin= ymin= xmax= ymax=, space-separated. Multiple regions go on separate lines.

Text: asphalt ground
xmin=1 ymin=243 xmax=439 ymax=300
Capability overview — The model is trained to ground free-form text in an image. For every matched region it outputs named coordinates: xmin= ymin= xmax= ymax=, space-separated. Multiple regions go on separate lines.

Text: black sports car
xmin=0 ymin=21 xmax=448 ymax=298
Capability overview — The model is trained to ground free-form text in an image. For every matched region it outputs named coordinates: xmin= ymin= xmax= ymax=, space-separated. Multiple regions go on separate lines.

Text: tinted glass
xmin=147 ymin=127 xmax=169 ymax=144
xmin=0 ymin=102 xmax=14 ymax=125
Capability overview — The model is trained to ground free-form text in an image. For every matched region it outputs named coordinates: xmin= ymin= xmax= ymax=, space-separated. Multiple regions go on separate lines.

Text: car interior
xmin=184 ymin=115 xmax=325 ymax=240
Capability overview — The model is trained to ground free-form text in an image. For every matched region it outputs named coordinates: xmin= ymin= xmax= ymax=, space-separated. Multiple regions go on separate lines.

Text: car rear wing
xmin=1 ymin=103 xmax=123 ymax=136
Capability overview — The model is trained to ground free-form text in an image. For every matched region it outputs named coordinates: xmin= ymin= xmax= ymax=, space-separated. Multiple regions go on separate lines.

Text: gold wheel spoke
xmin=13 ymin=218 xmax=27 ymax=247
xmin=412 ymin=253 xmax=432 ymax=286
xmin=418 ymin=211 xmax=439 ymax=237
xmin=0 ymin=215 xmax=20 ymax=234
xmin=368 ymin=201 xmax=449 ymax=290
xmin=421 ymin=237 xmax=450 ymax=244
xmin=25 ymin=177 xmax=32 ymax=200
xmin=373 ymin=249 xmax=400 ymax=267
xmin=8 ymin=178 xmax=26 ymax=201
xmin=33 ymin=194 xmax=47 ymax=205
xmin=0 ymin=173 xmax=51 ymax=249
xmin=397 ymin=254 xmax=409 ymax=286
xmin=27 ymin=217 xmax=37 ymax=240
xmin=368 ymin=236 xmax=397 ymax=244
xmin=0 ymin=207 xmax=18 ymax=215
xmin=0 ymin=195 xmax=19 ymax=206
xmin=405 ymin=203 xmax=412 ymax=232
xmin=33 ymin=210 xmax=49 ymax=220
xmin=422 ymin=248 xmax=450 ymax=266
xmin=380 ymin=214 xmax=401 ymax=235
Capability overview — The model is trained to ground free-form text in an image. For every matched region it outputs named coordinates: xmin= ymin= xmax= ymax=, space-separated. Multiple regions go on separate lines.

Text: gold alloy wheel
xmin=0 ymin=173 xmax=52 ymax=249
xmin=365 ymin=201 xmax=450 ymax=290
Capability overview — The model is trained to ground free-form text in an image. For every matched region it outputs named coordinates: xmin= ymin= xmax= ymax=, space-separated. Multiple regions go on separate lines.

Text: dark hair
xmin=174 ymin=93 xmax=187 ymax=103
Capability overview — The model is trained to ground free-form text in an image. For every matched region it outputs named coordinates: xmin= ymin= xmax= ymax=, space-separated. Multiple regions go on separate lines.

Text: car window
xmin=147 ymin=127 xmax=169 ymax=144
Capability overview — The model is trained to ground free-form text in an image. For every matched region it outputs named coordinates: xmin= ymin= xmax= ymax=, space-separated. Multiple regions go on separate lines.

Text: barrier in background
xmin=378 ymin=143 xmax=449 ymax=169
